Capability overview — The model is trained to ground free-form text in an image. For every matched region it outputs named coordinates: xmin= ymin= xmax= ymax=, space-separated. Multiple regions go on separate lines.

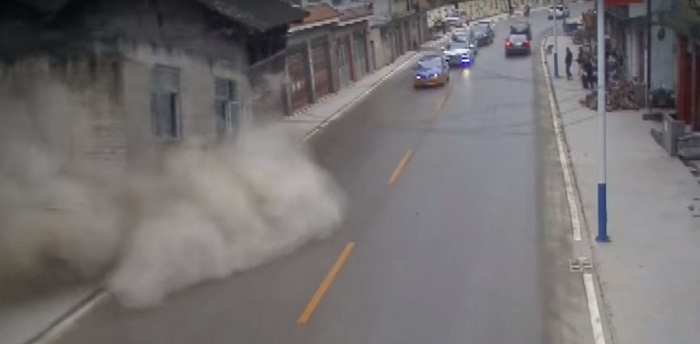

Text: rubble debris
xmin=579 ymin=76 xmax=640 ymax=111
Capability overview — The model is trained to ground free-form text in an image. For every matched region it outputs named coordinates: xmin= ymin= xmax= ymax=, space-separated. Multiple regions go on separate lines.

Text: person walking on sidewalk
xmin=565 ymin=47 xmax=573 ymax=80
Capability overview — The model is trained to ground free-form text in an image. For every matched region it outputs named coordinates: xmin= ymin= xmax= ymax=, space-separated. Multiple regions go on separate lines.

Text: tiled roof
xmin=339 ymin=5 xmax=373 ymax=22
xmin=195 ymin=0 xmax=308 ymax=31
xmin=295 ymin=3 xmax=340 ymax=25
xmin=9 ymin=0 xmax=72 ymax=12
xmin=12 ymin=0 xmax=308 ymax=32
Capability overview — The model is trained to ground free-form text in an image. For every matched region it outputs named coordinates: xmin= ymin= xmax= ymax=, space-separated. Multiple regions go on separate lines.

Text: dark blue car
xmin=413 ymin=55 xmax=450 ymax=88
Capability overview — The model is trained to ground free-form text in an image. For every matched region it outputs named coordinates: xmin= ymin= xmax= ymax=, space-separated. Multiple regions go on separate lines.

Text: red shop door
xmin=678 ymin=36 xmax=692 ymax=125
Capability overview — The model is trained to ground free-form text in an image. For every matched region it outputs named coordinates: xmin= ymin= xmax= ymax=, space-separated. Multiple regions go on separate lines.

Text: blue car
xmin=413 ymin=55 xmax=450 ymax=88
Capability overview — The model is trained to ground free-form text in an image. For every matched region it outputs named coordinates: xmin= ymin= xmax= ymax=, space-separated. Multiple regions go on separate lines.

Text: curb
xmin=539 ymin=34 xmax=615 ymax=344
xmin=301 ymin=50 xmax=425 ymax=142
xmin=26 ymin=289 xmax=108 ymax=344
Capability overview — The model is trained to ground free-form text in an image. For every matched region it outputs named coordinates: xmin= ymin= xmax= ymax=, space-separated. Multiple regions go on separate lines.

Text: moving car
xmin=472 ymin=24 xmax=494 ymax=46
xmin=505 ymin=33 xmax=532 ymax=57
xmin=444 ymin=16 xmax=465 ymax=29
xmin=510 ymin=21 xmax=532 ymax=41
xmin=451 ymin=27 xmax=473 ymax=40
xmin=443 ymin=39 xmax=476 ymax=67
xmin=476 ymin=19 xmax=495 ymax=31
xmin=548 ymin=5 xmax=570 ymax=19
xmin=413 ymin=55 xmax=450 ymax=88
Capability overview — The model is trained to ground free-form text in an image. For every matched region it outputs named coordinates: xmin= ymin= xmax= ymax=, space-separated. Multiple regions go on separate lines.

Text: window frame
xmin=214 ymin=77 xmax=241 ymax=137
xmin=150 ymin=64 xmax=182 ymax=140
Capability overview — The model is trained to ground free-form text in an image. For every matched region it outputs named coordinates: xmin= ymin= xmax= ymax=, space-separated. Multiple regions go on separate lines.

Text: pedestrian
xmin=585 ymin=59 xmax=596 ymax=90
xmin=565 ymin=47 xmax=573 ymax=80
xmin=582 ymin=58 xmax=594 ymax=90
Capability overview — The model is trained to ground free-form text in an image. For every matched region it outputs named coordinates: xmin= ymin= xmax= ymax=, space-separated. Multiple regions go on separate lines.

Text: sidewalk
xmin=546 ymin=35 xmax=700 ymax=344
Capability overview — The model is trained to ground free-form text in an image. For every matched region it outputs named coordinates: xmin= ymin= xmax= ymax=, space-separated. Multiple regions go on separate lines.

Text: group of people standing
xmin=563 ymin=45 xmax=624 ymax=90
xmin=564 ymin=46 xmax=596 ymax=89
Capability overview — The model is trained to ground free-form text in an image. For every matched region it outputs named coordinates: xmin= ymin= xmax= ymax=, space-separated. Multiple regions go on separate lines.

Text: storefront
xmin=660 ymin=0 xmax=700 ymax=129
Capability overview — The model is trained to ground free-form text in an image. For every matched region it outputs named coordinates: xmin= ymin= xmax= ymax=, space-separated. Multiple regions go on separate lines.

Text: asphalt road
xmin=54 ymin=6 xmax=595 ymax=344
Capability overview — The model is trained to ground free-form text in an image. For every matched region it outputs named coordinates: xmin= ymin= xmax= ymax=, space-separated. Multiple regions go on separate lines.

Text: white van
xmin=548 ymin=5 xmax=570 ymax=19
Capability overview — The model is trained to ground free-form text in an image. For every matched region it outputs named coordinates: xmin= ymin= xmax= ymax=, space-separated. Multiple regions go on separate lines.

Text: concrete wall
xmin=119 ymin=41 xmax=249 ymax=167
xmin=0 ymin=0 xmax=252 ymax=172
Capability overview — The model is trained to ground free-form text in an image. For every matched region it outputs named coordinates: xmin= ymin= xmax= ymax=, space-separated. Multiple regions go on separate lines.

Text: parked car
xmin=548 ymin=5 xmax=570 ymax=19
xmin=505 ymin=33 xmax=532 ymax=57
xmin=472 ymin=24 xmax=494 ymax=46
xmin=413 ymin=55 xmax=450 ymax=88
xmin=443 ymin=39 xmax=476 ymax=67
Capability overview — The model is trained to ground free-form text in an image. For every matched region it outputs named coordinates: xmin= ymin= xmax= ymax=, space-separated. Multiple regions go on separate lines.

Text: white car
xmin=548 ymin=5 xmax=570 ymax=19
xmin=475 ymin=19 xmax=495 ymax=31
xmin=443 ymin=40 xmax=475 ymax=67
xmin=444 ymin=16 xmax=465 ymax=28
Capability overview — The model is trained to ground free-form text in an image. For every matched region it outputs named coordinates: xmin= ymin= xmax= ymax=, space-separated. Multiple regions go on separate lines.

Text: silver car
xmin=443 ymin=40 xmax=475 ymax=67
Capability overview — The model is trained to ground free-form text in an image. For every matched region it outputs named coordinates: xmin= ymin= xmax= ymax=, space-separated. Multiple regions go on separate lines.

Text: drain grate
xmin=569 ymin=257 xmax=592 ymax=273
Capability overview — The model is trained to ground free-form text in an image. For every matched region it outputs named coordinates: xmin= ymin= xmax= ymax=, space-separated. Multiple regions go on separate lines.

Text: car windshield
xmin=417 ymin=58 xmax=442 ymax=69
xmin=473 ymin=26 xmax=487 ymax=35
xmin=446 ymin=18 xmax=461 ymax=26
xmin=509 ymin=34 xmax=528 ymax=43
xmin=447 ymin=41 xmax=470 ymax=50
xmin=510 ymin=24 xmax=530 ymax=34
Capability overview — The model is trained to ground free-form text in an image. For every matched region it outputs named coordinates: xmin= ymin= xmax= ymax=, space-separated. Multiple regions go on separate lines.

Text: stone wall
xmin=459 ymin=0 xmax=555 ymax=20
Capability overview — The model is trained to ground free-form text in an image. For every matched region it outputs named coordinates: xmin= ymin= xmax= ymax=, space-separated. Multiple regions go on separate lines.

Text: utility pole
xmin=646 ymin=0 xmax=652 ymax=111
xmin=553 ymin=2 xmax=559 ymax=78
xmin=596 ymin=0 xmax=610 ymax=242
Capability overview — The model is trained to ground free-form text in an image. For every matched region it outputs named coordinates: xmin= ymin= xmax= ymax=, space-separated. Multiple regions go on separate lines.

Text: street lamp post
xmin=553 ymin=2 xmax=560 ymax=78
xmin=596 ymin=0 xmax=609 ymax=242
xmin=646 ymin=0 xmax=652 ymax=112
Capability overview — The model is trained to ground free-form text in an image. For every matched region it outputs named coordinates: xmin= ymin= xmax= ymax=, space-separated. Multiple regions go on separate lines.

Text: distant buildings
xmin=607 ymin=0 xmax=700 ymax=130
xmin=282 ymin=0 xmax=431 ymax=114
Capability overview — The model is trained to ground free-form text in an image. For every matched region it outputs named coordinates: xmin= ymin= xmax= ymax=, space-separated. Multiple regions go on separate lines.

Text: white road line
xmin=583 ymin=273 xmax=607 ymax=344
xmin=31 ymin=291 xmax=108 ymax=344
xmin=539 ymin=36 xmax=582 ymax=242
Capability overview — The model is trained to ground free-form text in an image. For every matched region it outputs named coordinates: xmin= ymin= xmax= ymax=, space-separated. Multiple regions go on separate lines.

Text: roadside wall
xmin=459 ymin=0 xmax=554 ymax=20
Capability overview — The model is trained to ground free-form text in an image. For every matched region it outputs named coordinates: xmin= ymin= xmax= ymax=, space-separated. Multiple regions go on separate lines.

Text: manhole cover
xmin=569 ymin=257 xmax=592 ymax=273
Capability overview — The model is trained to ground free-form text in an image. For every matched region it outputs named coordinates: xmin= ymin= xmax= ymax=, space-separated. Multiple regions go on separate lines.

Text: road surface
xmin=54 ymin=6 xmax=595 ymax=344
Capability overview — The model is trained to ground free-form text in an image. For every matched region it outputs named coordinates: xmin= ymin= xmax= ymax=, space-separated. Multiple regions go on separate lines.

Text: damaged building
xmin=0 ymin=0 xmax=307 ymax=172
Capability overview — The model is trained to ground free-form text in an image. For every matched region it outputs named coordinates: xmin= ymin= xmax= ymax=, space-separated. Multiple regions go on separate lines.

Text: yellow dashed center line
xmin=431 ymin=85 xmax=453 ymax=122
xmin=297 ymin=242 xmax=356 ymax=326
xmin=388 ymin=150 xmax=415 ymax=185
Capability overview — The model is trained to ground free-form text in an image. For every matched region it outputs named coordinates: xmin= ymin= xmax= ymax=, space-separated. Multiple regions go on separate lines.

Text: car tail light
xmin=524 ymin=41 xmax=531 ymax=48
xmin=506 ymin=41 xmax=512 ymax=48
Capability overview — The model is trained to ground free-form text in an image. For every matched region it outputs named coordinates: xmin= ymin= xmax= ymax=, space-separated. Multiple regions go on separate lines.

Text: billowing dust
xmin=0 ymin=61 xmax=346 ymax=308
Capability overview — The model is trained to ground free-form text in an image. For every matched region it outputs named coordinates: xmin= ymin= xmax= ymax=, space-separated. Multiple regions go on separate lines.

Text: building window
xmin=332 ymin=0 xmax=343 ymax=5
xmin=151 ymin=65 xmax=182 ymax=139
xmin=215 ymin=78 xmax=240 ymax=136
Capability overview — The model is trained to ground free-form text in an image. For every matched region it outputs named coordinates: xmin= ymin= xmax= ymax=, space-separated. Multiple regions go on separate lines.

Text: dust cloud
xmin=108 ymin=128 xmax=345 ymax=307
xmin=0 ymin=61 xmax=346 ymax=308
